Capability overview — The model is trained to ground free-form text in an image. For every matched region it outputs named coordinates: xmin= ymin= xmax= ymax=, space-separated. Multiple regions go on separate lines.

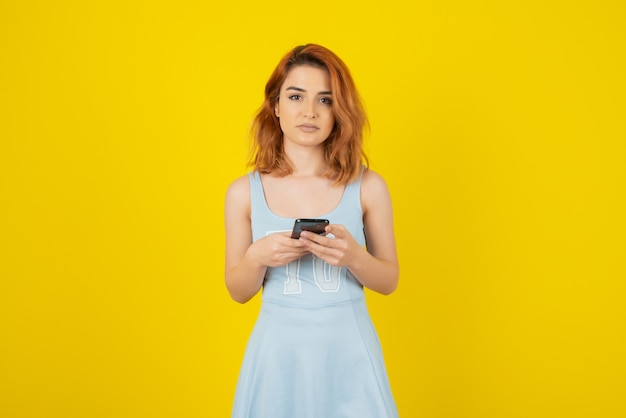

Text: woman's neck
xmin=283 ymin=144 xmax=328 ymax=178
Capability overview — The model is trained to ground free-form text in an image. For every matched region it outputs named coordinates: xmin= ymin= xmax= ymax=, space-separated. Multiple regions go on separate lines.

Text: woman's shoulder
xmin=225 ymin=173 xmax=251 ymax=203
xmin=360 ymin=168 xmax=391 ymax=208
xmin=361 ymin=167 xmax=389 ymax=191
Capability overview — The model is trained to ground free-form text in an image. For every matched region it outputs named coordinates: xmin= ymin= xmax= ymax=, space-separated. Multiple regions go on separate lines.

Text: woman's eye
xmin=320 ymin=97 xmax=333 ymax=105
xmin=288 ymin=94 xmax=301 ymax=101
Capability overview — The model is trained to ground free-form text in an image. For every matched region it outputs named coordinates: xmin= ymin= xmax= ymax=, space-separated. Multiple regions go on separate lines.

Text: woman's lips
xmin=297 ymin=124 xmax=319 ymax=133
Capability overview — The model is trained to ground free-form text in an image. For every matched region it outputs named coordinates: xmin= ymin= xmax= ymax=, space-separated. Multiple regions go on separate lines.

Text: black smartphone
xmin=291 ymin=218 xmax=329 ymax=239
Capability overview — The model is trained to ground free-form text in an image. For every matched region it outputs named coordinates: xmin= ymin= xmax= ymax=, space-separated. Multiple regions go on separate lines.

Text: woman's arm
xmin=355 ymin=168 xmax=399 ymax=294
xmin=224 ymin=176 xmax=265 ymax=303
xmin=224 ymin=175 xmax=310 ymax=303
xmin=299 ymin=169 xmax=399 ymax=294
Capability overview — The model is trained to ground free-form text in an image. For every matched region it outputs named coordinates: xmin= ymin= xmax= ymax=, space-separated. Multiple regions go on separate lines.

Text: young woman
xmin=225 ymin=44 xmax=399 ymax=418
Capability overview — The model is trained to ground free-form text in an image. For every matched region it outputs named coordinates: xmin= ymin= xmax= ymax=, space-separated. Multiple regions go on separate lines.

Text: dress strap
xmin=340 ymin=166 xmax=365 ymax=213
xmin=248 ymin=171 xmax=266 ymax=216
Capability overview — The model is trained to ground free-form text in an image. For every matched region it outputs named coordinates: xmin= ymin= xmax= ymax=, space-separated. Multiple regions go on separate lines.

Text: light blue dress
xmin=232 ymin=170 xmax=398 ymax=418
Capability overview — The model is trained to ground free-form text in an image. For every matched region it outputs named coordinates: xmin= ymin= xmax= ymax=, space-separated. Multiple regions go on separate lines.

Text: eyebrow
xmin=285 ymin=86 xmax=332 ymax=95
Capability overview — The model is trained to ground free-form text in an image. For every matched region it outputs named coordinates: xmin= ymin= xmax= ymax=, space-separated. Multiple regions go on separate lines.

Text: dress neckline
xmin=253 ymin=172 xmax=349 ymax=221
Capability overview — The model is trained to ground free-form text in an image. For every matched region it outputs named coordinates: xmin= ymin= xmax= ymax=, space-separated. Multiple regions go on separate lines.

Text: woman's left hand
xmin=299 ymin=224 xmax=361 ymax=267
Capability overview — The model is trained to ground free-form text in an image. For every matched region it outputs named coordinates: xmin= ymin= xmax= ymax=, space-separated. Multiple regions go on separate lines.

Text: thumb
xmin=326 ymin=224 xmax=344 ymax=238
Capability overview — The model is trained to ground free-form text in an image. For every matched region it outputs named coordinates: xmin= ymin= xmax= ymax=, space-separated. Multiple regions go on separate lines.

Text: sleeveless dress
xmin=231 ymin=171 xmax=398 ymax=418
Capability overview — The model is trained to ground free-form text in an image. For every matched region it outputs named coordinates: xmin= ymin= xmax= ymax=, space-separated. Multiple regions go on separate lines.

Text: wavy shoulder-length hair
xmin=248 ymin=44 xmax=369 ymax=185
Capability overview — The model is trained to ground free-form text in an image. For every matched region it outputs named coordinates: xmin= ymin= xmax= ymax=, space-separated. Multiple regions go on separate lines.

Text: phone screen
xmin=291 ymin=219 xmax=329 ymax=239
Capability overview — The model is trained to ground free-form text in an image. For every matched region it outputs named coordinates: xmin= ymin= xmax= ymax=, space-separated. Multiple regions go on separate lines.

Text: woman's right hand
xmin=248 ymin=232 xmax=309 ymax=268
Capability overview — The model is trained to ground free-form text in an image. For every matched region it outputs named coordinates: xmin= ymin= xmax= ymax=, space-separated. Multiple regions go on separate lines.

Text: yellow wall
xmin=1 ymin=1 xmax=624 ymax=417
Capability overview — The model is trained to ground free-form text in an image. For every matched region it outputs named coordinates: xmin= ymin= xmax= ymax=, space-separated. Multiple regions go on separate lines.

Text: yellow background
xmin=1 ymin=1 xmax=624 ymax=417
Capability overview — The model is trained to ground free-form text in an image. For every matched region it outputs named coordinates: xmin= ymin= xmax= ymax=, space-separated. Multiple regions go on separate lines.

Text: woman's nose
xmin=303 ymin=101 xmax=317 ymax=119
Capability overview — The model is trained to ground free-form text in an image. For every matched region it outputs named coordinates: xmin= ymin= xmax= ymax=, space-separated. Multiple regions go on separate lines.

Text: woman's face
xmin=275 ymin=65 xmax=335 ymax=150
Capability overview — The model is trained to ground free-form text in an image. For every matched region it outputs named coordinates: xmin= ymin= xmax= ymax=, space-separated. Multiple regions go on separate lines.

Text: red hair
xmin=249 ymin=44 xmax=369 ymax=185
